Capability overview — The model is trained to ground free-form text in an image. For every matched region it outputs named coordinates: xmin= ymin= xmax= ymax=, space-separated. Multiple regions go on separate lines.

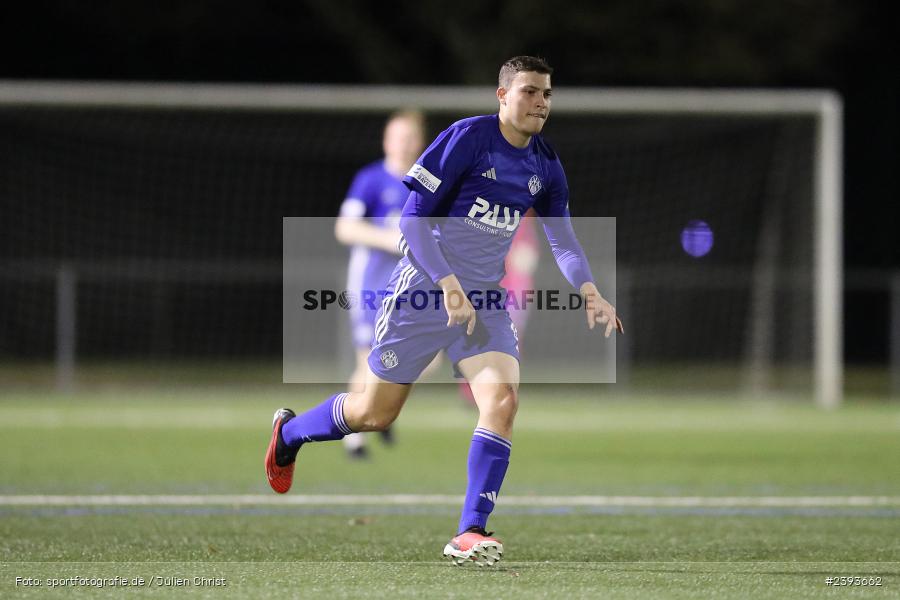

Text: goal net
xmin=0 ymin=82 xmax=841 ymax=404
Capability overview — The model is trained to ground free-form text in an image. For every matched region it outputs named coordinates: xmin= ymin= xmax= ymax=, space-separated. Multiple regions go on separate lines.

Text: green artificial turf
xmin=1 ymin=386 xmax=899 ymax=598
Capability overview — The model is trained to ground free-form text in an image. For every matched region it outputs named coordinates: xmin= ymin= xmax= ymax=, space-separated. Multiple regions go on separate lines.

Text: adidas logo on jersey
xmin=479 ymin=491 xmax=499 ymax=504
xmin=481 ymin=167 xmax=497 ymax=180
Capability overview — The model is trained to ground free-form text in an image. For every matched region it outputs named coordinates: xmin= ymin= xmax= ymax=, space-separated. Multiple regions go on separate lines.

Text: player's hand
xmin=580 ymin=282 xmax=624 ymax=338
xmin=438 ymin=274 xmax=477 ymax=335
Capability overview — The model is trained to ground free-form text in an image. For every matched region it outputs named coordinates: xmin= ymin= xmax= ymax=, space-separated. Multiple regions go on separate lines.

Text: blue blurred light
xmin=681 ymin=220 xmax=714 ymax=257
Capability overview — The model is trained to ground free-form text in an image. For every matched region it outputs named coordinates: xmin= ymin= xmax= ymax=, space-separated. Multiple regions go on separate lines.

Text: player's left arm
xmin=335 ymin=216 xmax=403 ymax=255
xmin=537 ymin=159 xmax=623 ymax=338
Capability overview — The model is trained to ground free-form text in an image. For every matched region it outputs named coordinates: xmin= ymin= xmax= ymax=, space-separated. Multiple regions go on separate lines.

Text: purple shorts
xmin=367 ymin=263 xmax=519 ymax=384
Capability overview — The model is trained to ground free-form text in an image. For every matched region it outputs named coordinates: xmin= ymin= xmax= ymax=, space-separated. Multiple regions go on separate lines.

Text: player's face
xmin=383 ymin=117 xmax=425 ymax=170
xmin=499 ymin=71 xmax=552 ymax=138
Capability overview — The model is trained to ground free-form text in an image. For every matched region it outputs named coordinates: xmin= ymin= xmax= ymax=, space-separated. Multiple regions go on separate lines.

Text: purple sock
xmin=281 ymin=393 xmax=353 ymax=447
xmin=458 ymin=427 xmax=511 ymax=533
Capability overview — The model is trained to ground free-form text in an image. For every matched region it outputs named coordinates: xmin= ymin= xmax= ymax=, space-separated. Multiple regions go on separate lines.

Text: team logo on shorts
xmin=528 ymin=174 xmax=542 ymax=196
xmin=380 ymin=350 xmax=399 ymax=369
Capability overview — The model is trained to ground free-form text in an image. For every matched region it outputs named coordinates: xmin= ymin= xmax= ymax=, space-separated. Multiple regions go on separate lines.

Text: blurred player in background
xmin=267 ymin=56 xmax=622 ymax=566
xmin=334 ymin=109 xmax=426 ymax=458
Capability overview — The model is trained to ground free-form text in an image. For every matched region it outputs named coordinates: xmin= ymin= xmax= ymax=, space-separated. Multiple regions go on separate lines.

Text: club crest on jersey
xmin=528 ymin=174 xmax=543 ymax=196
xmin=380 ymin=350 xmax=399 ymax=369
xmin=467 ymin=197 xmax=521 ymax=232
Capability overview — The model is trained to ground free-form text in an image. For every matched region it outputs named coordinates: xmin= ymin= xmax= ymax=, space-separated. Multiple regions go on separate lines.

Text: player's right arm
xmin=399 ymin=191 xmax=476 ymax=335
xmin=398 ymin=123 xmax=478 ymax=334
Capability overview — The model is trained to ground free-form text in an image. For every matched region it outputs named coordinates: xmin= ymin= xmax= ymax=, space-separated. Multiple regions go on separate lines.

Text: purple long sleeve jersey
xmin=398 ymin=114 xmax=594 ymax=291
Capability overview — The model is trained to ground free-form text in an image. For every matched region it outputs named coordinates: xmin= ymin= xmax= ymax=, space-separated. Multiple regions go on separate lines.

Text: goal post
xmin=0 ymin=81 xmax=842 ymax=406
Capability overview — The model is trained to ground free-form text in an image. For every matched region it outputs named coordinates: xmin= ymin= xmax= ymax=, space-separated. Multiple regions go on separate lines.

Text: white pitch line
xmin=1 ymin=495 xmax=899 ymax=507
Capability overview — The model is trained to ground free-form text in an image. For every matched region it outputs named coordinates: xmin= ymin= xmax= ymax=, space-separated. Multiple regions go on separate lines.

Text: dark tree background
xmin=1 ymin=0 xmax=896 ymax=361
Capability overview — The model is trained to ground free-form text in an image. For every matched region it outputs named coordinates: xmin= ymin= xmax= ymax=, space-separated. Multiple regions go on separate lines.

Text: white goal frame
xmin=0 ymin=81 xmax=843 ymax=407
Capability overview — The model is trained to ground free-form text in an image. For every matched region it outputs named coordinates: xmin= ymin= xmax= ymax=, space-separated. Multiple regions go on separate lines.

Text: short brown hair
xmin=498 ymin=56 xmax=553 ymax=88
xmin=385 ymin=108 xmax=426 ymax=132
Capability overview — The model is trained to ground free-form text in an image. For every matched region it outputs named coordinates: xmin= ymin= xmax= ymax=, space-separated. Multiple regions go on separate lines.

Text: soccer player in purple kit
xmin=267 ymin=56 xmax=623 ymax=566
xmin=334 ymin=109 xmax=426 ymax=459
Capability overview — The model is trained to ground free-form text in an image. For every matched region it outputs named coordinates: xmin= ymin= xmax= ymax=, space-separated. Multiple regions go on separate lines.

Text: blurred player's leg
xmin=343 ymin=348 xmax=374 ymax=459
xmin=343 ymin=431 xmax=368 ymax=458
xmin=265 ymin=367 xmax=411 ymax=493
xmin=443 ymin=351 xmax=519 ymax=565
xmin=458 ymin=380 xmax=477 ymax=408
